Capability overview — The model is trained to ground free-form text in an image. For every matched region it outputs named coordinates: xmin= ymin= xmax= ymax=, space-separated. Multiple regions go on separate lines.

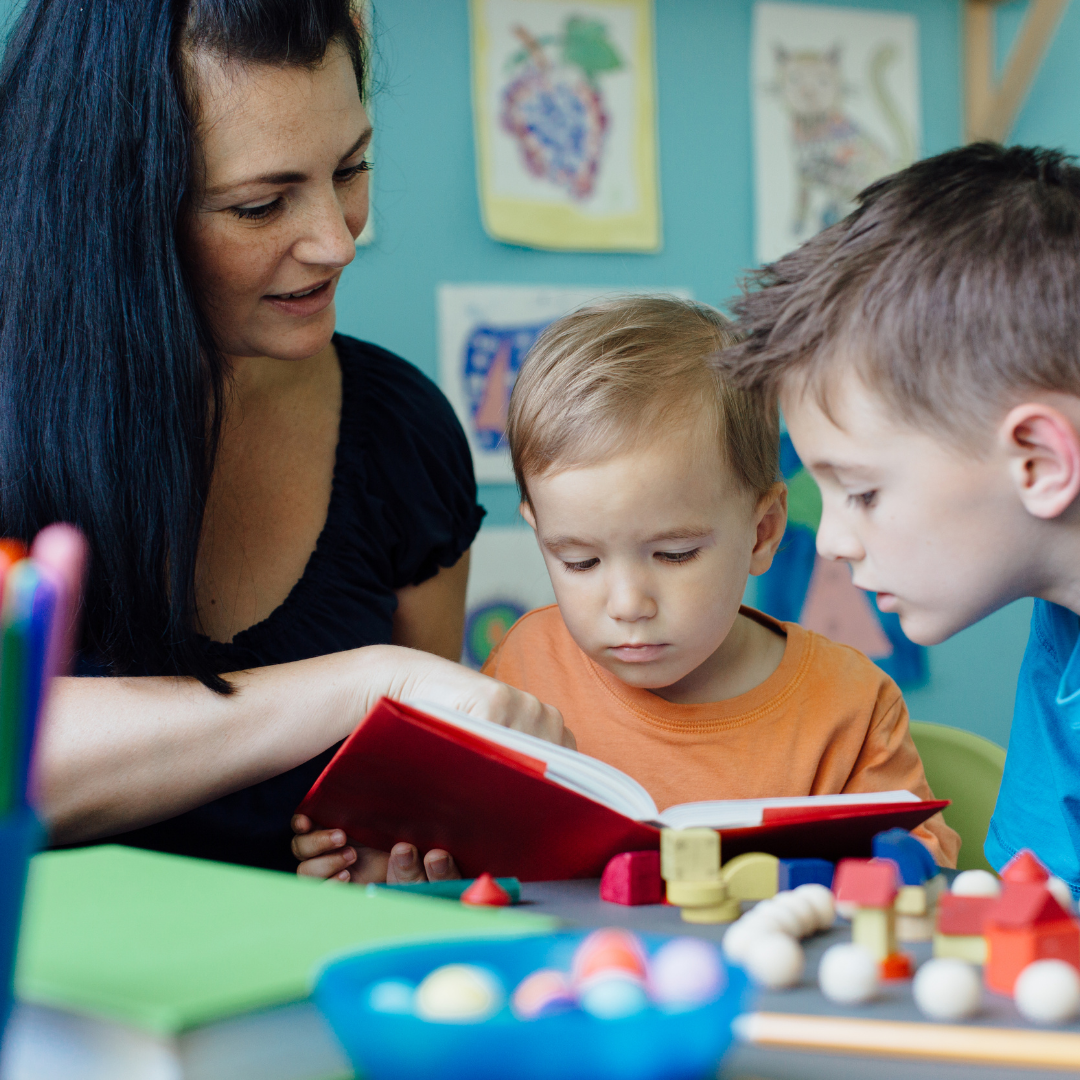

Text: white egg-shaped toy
xmin=721 ymin=916 xmax=770 ymax=964
xmin=793 ymin=883 xmax=836 ymax=931
xmin=650 ymin=937 xmax=725 ymax=1009
xmin=912 ymin=958 xmax=982 ymax=1021
xmin=771 ymin=890 xmax=818 ymax=937
xmin=950 ymin=870 xmax=1001 ymax=898
xmin=414 ymin=964 xmax=504 ymax=1023
xmin=1015 ymin=960 xmax=1080 ymax=1024
xmin=744 ymin=932 xmax=805 ymax=990
xmin=751 ymin=898 xmax=802 ymax=938
xmin=818 ymin=943 xmax=879 ymax=1005
xmin=1048 ymin=877 xmax=1075 ymax=914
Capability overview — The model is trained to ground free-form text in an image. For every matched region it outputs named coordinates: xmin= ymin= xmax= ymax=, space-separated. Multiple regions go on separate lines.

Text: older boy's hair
xmin=508 ymin=295 xmax=779 ymax=502
xmin=716 ymin=144 xmax=1080 ymax=442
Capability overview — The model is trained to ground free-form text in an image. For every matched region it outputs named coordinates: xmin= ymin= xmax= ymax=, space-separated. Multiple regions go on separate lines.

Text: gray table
xmin=519 ymin=879 xmax=1080 ymax=1080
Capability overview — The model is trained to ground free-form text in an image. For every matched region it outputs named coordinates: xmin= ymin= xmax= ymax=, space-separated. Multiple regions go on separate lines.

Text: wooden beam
xmin=965 ymin=0 xmax=1071 ymax=144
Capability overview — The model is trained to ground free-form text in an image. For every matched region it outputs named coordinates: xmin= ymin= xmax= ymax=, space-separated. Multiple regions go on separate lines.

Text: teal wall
xmin=7 ymin=0 xmax=1080 ymax=747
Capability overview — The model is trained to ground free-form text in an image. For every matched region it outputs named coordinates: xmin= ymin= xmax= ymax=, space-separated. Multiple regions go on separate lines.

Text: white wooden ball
xmin=744 ymin=932 xmax=805 ymax=990
xmin=950 ymin=870 xmax=1001 ymax=898
xmin=771 ymin=890 xmax=818 ymax=937
xmin=1015 ymin=960 xmax=1080 ymax=1024
xmin=793 ymin=883 xmax=836 ymax=931
xmin=912 ymin=958 xmax=982 ymax=1021
xmin=751 ymin=898 xmax=802 ymax=938
xmin=818 ymin=943 xmax=879 ymax=1005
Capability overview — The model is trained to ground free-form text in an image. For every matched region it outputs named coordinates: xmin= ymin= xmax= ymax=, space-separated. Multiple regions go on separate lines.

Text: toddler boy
xmin=483 ymin=295 xmax=957 ymax=864
xmin=713 ymin=143 xmax=1080 ymax=890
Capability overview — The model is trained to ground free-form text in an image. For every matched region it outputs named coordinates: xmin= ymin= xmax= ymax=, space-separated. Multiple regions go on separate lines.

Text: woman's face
xmin=185 ymin=43 xmax=370 ymax=363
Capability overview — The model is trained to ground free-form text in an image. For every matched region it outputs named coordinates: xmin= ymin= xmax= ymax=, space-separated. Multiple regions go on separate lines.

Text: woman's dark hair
xmin=0 ymin=0 xmax=364 ymax=691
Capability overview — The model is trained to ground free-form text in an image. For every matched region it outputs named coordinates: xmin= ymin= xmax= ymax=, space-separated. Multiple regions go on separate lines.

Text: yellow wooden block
xmin=895 ymin=885 xmax=927 ymax=916
xmin=897 ymin=914 xmax=934 ymax=943
xmin=720 ymin=852 xmax=779 ymax=901
xmin=852 ymin=906 xmax=896 ymax=961
xmin=666 ymin=880 xmax=725 ymax=906
xmin=661 ymin=828 xmax=720 ymax=883
xmin=680 ymin=897 xmax=741 ymax=924
xmin=933 ymin=932 xmax=988 ymax=964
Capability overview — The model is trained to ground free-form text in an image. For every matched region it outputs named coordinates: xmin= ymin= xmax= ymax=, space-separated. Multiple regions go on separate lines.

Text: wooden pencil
xmin=736 ymin=1010 xmax=1080 ymax=1070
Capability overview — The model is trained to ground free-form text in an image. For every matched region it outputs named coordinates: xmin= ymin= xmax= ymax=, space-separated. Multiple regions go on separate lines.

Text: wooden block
xmin=897 ymin=914 xmax=934 ymax=943
xmin=985 ymin=919 xmax=1080 ymax=995
xmin=852 ymin=906 xmax=896 ymax=961
xmin=666 ymin=879 xmax=725 ymax=906
xmin=778 ymin=857 xmax=834 ymax=891
xmin=895 ymin=885 xmax=927 ymax=916
xmin=721 ymin=852 xmax=779 ymax=901
xmin=599 ymin=850 xmax=663 ymax=906
xmin=932 ymin=932 xmax=988 ymax=965
xmin=680 ymin=897 xmax=741 ymax=924
xmin=660 ymin=828 xmax=720 ymax=883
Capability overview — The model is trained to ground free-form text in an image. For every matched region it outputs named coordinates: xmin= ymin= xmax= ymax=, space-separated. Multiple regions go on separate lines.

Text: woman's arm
xmin=38 ymin=643 xmax=567 ymax=844
xmin=391 ymin=550 xmax=470 ymax=661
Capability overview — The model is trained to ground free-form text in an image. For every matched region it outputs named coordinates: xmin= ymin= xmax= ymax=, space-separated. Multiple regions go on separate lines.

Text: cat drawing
xmin=774 ymin=44 xmax=914 ymax=236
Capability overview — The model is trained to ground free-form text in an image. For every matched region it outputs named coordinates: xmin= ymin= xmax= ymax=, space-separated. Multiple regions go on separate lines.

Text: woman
xmin=0 ymin=0 xmax=567 ymax=879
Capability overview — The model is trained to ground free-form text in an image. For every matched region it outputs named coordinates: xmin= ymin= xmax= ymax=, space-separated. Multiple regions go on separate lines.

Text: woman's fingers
xmin=424 ymin=848 xmax=460 ymax=881
xmin=391 ymin=651 xmax=570 ymax=749
xmin=386 ymin=842 xmax=427 ymax=883
xmin=291 ymin=826 xmax=349 ymax=861
xmin=296 ymin=845 xmax=357 ymax=880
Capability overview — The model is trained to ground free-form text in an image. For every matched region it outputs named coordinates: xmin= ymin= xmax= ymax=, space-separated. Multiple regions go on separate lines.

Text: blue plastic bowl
xmin=314 ymin=931 xmax=753 ymax=1080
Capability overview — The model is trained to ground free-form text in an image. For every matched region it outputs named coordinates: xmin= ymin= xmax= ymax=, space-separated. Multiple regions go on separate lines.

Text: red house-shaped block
xmin=833 ymin=858 xmax=899 ymax=908
xmin=984 ymin=882 xmax=1080 ymax=995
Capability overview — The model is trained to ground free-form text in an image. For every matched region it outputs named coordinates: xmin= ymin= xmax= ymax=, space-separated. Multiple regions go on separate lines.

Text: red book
xmin=297 ymin=698 xmax=949 ymax=881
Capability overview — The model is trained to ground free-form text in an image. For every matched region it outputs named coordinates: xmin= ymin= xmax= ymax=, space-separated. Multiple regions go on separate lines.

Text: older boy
xmin=483 ymin=295 xmax=956 ymax=863
xmin=714 ymin=143 xmax=1080 ymax=891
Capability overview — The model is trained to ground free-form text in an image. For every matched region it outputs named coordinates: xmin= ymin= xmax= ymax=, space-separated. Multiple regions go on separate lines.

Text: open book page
xmin=407 ymin=700 xmax=659 ymax=821
xmin=655 ymin=790 xmax=922 ymax=830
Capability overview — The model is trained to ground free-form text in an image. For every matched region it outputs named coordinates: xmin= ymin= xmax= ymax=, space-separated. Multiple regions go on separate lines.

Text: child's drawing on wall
xmin=438 ymin=284 xmax=692 ymax=482
xmin=470 ymin=0 xmax=660 ymax=251
xmin=752 ymin=3 xmax=920 ymax=263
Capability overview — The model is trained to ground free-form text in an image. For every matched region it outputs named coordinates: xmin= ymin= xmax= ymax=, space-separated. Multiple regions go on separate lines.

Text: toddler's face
xmin=782 ymin=375 xmax=1038 ymax=645
xmin=522 ymin=428 xmax=782 ymax=693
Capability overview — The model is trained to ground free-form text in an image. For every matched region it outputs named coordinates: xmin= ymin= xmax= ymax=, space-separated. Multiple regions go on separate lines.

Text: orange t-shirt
xmin=482 ymin=604 xmax=959 ymax=867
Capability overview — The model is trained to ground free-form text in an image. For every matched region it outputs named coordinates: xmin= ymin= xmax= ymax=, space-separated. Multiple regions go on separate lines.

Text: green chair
xmin=909 ymin=720 xmax=1007 ymax=872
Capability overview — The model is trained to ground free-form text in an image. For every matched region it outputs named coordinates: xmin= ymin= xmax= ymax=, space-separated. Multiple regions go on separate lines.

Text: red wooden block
xmin=834 ymin=858 xmax=899 ymax=909
xmin=600 ymin=850 xmax=663 ymax=906
xmin=880 ymin=952 xmax=913 ymax=980
xmin=461 ymin=872 xmax=511 ymax=907
xmin=984 ymin=882 xmax=1080 ymax=995
xmin=1000 ymin=849 xmax=1050 ymax=884
xmin=936 ymin=893 xmax=995 ymax=936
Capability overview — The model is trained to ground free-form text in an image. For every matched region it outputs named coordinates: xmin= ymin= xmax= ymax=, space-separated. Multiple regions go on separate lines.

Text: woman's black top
xmin=82 ymin=335 xmax=485 ymax=872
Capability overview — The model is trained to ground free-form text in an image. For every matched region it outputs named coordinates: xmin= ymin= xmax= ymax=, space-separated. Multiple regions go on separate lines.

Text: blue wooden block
xmin=777 ymin=857 xmax=834 ymax=891
xmin=872 ymin=827 xmax=938 ymax=885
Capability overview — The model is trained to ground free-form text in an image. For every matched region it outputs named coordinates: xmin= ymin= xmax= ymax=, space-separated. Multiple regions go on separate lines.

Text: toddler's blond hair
xmin=507 ymin=295 xmax=779 ymax=503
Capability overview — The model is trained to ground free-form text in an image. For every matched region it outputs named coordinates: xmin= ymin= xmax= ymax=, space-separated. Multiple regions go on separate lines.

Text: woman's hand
xmin=292 ymin=814 xmax=460 ymax=884
xmin=376 ymin=646 xmax=576 ymax=749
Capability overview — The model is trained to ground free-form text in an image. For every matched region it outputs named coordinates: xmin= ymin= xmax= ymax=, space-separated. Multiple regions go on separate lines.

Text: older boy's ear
xmin=519 ymin=501 xmax=537 ymax=530
xmin=1000 ymin=403 xmax=1080 ymax=520
xmin=749 ymin=482 xmax=788 ymax=576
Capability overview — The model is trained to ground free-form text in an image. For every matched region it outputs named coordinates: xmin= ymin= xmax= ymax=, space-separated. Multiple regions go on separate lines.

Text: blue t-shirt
xmin=987 ymin=599 xmax=1080 ymax=897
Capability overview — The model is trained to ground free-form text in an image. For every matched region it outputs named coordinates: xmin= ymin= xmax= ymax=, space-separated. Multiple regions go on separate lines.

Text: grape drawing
xmin=500 ymin=17 xmax=623 ymax=201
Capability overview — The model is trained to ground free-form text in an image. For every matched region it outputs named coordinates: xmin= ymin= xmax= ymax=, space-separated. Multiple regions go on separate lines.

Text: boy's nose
xmin=816 ymin=507 xmax=865 ymax=563
xmin=606 ymin=578 xmax=658 ymax=622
